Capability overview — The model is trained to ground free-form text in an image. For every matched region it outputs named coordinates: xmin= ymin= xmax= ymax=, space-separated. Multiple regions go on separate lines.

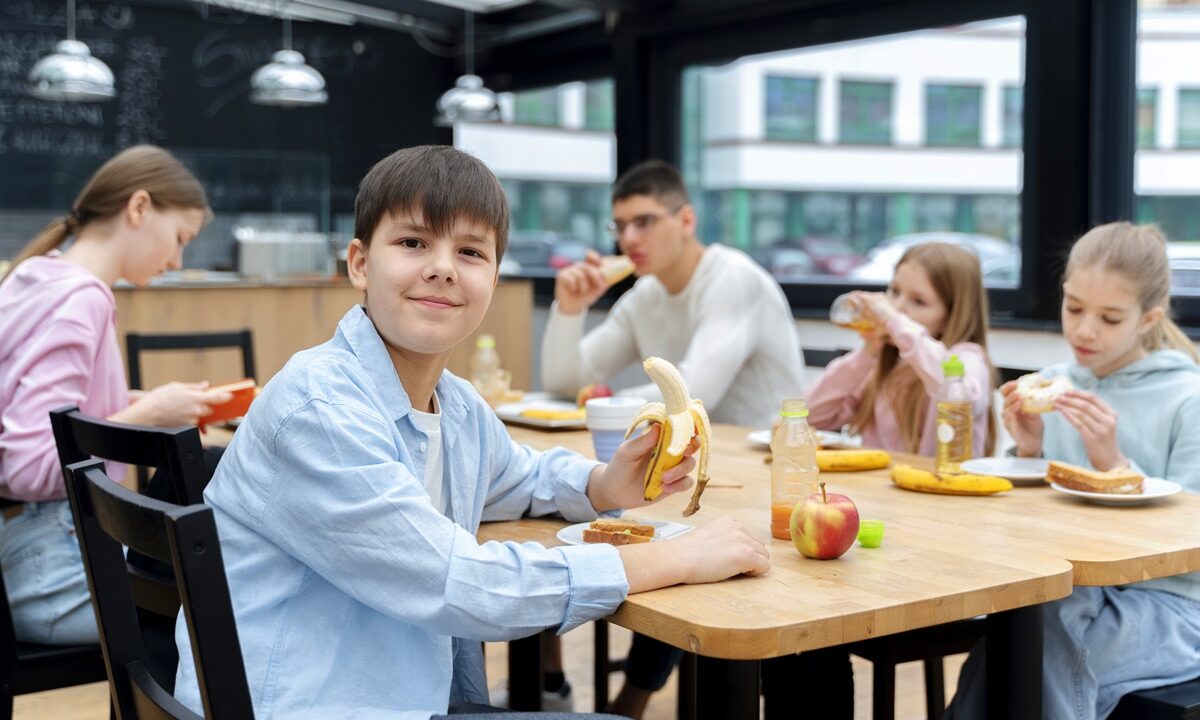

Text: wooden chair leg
xmin=923 ymin=657 xmax=945 ymax=719
xmin=593 ymin=620 xmax=609 ymax=713
xmin=872 ymin=653 xmax=897 ymax=720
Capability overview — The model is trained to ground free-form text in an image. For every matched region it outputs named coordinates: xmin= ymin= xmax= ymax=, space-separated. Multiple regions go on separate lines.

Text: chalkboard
xmin=0 ymin=0 xmax=454 ymax=219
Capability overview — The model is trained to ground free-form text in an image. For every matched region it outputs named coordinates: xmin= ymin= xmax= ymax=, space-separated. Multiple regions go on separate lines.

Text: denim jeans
xmin=945 ymin=586 xmax=1200 ymax=720
xmin=0 ymin=500 xmax=97 ymax=645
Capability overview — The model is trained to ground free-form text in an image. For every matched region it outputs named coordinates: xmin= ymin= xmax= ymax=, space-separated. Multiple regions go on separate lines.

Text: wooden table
xmin=482 ymin=423 xmax=1200 ymax=719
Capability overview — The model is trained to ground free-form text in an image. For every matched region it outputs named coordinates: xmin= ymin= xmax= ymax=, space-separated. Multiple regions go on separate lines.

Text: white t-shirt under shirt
xmin=408 ymin=393 xmax=450 ymax=518
xmin=541 ymin=244 xmax=806 ymax=429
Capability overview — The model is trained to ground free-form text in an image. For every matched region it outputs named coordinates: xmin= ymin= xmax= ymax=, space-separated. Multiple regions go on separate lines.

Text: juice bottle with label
xmin=770 ymin=399 xmax=819 ymax=540
xmin=935 ymin=354 xmax=973 ymax=474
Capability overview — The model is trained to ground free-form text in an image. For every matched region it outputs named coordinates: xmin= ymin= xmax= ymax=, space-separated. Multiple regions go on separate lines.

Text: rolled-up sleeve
xmin=259 ymin=397 xmax=628 ymax=642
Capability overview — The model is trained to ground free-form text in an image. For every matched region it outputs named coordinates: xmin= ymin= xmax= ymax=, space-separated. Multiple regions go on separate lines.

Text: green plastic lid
xmin=942 ymin=354 xmax=964 ymax=378
xmin=476 ymin=334 xmax=496 ymax=349
xmin=779 ymin=398 xmax=809 ymax=418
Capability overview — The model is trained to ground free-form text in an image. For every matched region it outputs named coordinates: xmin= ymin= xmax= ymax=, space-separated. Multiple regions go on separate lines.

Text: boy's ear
xmin=678 ymin=203 xmax=697 ymax=237
xmin=347 ymin=238 xmax=369 ymax=292
xmin=126 ymin=190 xmax=151 ymax=229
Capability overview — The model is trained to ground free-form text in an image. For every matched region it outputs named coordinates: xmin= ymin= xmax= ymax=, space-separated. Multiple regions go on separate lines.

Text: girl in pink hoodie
xmin=806 ymin=242 xmax=997 ymax=457
xmin=0 ymin=146 xmax=230 ymax=646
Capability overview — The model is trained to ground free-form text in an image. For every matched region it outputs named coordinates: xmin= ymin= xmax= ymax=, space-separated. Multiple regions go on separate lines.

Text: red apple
xmin=576 ymin=383 xmax=614 ymax=407
xmin=790 ymin=482 xmax=860 ymax=560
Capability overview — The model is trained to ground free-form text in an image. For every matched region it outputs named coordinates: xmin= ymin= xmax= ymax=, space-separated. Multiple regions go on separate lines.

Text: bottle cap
xmin=476 ymin=334 xmax=496 ymax=349
xmin=942 ymin=354 xmax=964 ymax=378
xmin=779 ymin=398 xmax=808 ymax=418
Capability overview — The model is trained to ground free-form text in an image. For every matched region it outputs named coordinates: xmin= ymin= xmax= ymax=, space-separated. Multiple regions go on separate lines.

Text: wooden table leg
xmin=507 ymin=634 xmax=543 ymax=711
xmin=986 ymin=606 xmax=1043 ymax=720
xmin=696 ymin=656 xmax=759 ymax=720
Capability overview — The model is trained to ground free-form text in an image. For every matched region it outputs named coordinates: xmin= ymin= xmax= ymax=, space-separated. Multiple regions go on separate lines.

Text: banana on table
xmin=891 ymin=464 xmax=1012 ymax=495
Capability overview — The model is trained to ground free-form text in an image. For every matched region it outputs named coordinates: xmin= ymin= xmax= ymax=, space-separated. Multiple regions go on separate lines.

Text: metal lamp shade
xmin=250 ymin=49 xmax=328 ymax=107
xmin=27 ymin=39 xmax=115 ymax=102
xmin=435 ymin=74 xmax=500 ymax=126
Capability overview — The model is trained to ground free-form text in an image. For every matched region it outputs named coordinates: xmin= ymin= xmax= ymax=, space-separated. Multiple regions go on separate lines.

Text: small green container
xmin=857 ymin=520 xmax=885 ymax=548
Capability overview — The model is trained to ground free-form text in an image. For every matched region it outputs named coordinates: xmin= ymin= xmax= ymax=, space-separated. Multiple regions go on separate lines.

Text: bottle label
xmin=937 ymin=422 xmax=955 ymax=444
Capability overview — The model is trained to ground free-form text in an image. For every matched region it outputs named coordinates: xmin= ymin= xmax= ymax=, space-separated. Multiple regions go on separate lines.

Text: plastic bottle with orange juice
xmin=770 ymin=399 xmax=820 ymax=540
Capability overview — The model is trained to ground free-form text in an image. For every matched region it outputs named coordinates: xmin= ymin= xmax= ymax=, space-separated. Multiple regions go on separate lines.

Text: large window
xmin=839 ymin=80 xmax=893 ymax=144
xmin=681 ymin=18 xmax=1024 ymax=288
xmin=765 ymin=75 xmax=819 ymax=142
xmin=926 ymin=84 xmax=983 ymax=147
xmin=1136 ymin=3 xmax=1200 ymax=297
xmin=1137 ymin=87 xmax=1158 ymax=148
xmin=455 ymin=80 xmax=616 ymax=277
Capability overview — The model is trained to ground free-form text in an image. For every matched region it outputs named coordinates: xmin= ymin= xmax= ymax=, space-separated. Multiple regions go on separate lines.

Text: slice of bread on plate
xmin=582 ymin=518 xmax=655 ymax=545
xmin=1047 ymin=460 xmax=1143 ymax=494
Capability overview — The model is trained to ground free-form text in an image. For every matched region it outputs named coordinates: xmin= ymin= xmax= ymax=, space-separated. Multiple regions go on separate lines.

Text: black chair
xmin=65 ymin=458 xmax=252 ymax=719
xmin=0 ymin=563 xmax=107 ymax=719
xmin=126 ymin=330 xmax=256 ymax=392
xmin=1111 ymin=678 xmax=1200 ymax=719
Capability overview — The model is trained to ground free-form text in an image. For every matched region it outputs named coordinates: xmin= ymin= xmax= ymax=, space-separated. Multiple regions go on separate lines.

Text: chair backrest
xmin=49 ymin=406 xmax=208 ymax=506
xmin=126 ymin=330 xmax=256 ymax=391
xmin=66 ymin=459 xmax=252 ymax=720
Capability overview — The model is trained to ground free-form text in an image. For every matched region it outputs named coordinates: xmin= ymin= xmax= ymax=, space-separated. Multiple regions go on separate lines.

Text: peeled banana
xmin=625 ymin=357 xmax=712 ymax=516
xmin=891 ymin=464 xmax=1012 ymax=495
xmin=816 ymin=449 xmax=892 ymax=472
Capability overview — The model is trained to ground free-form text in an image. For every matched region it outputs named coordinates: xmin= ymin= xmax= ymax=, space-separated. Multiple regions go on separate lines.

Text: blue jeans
xmin=0 ymin=500 xmax=96 ymax=645
xmin=945 ymin=586 xmax=1200 ymax=720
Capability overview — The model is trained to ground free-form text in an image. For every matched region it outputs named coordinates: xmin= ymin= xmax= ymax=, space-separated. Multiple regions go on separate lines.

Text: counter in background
xmin=115 ymin=280 xmax=533 ymax=392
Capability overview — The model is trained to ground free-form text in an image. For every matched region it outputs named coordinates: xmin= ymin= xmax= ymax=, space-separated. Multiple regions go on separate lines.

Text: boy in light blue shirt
xmin=173 ymin=146 xmax=770 ymax=719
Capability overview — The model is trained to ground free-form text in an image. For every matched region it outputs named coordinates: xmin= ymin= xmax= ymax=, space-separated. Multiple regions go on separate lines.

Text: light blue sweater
xmin=1041 ymin=349 xmax=1200 ymax=601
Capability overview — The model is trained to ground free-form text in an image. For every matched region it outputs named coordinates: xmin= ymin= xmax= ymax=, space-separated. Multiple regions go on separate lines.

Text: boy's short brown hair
xmin=611 ymin=159 xmax=690 ymax=210
xmin=354 ymin=145 xmax=509 ymax=259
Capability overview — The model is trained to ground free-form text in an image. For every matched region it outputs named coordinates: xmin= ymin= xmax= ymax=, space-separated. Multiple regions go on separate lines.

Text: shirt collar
xmin=335 ymin=305 xmax=470 ymax=431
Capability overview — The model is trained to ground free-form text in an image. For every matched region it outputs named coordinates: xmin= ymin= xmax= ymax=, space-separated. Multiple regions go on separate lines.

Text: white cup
xmin=585 ymin=396 xmax=647 ymax=462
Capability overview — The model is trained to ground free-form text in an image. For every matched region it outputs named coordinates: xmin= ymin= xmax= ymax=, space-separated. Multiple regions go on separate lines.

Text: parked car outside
xmin=849 ymin=232 xmax=1020 ymax=285
xmin=1168 ymin=242 xmax=1200 ymax=297
xmin=798 ymin=236 xmax=867 ymax=276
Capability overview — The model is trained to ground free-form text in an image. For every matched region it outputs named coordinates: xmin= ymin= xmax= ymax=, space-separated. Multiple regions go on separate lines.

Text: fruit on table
xmin=789 ymin=482 xmax=861 ymax=560
xmin=520 ymin=408 xmax=586 ymax=421
xmin=625 ymin=357 xmax=712 ymax=516
xmin=576 ymin=383 xmax=613 ymax=407
xmin=816 ymin=449 xmax=892 ymax=472
xmin=891 ymin=464 xmax=1012 ymax=495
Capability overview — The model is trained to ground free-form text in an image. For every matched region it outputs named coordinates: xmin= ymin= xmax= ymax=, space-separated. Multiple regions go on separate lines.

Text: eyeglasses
xmin=606 ymin=206 xmax=683 ymax=239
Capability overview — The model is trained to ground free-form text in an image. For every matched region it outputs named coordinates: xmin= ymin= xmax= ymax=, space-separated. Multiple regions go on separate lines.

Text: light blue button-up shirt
xmin=174 ymin=306 xmax=629 ymax=719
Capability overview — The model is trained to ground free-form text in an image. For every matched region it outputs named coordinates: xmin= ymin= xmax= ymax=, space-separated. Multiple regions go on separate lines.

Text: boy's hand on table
xmin=554 ymin=251 xmax=610 ymax=315
xmin=586 ymin=424 xmax=696 ymax=513
xmin=620 ymin=516 xmax=770 ymax=593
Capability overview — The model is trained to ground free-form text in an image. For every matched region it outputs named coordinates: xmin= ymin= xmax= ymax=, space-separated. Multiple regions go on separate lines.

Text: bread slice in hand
xmin=1047 ymin=460 xmax=1143 ymax=494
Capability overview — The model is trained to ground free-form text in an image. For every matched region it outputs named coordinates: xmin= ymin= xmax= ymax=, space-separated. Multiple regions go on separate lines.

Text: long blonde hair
xmin=850 ymin=242 xmax=998 ymax=455
xmin=1065 ymin=222 xmax=1198 ymax=362
xmin=3 ymin=145 xmax=211 ymax=282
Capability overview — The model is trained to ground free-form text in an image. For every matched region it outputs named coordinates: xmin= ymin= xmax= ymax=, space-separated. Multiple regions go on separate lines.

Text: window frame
xmin=764 ymin=74 xmax=820 ymax=142
xmin=925 ymin=82 xmax=984 ymax=147
xmin=838 ymin=78 xmax=894 ymax=145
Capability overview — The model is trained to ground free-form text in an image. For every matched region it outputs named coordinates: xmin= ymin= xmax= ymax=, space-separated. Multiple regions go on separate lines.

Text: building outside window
xmin=1003 ymin=85 xmax=1023 ymax=147
xmin=925 ymin=84 xmax=982 ymax=147
xmin=1138 ymin=87 xmax=1158 ymax=148
xmin=513 ymin=87 xmax=561 ymax=127
xmin=839 ymin=80 xmax=893 ymax=144
xmin=765 ymin=75 xmax=819 ymax=142
xmin=584 ymin=79 xmax=614 ymax=132
xmin=1178 ymin=88 xmax=1200 ymax=148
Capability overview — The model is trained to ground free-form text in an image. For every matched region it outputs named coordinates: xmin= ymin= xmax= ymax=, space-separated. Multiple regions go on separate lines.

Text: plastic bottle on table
xmin=935 ymin=354 xmax=973 ymax=475
xmin=770 ymin=398 xmax=820 ymax=541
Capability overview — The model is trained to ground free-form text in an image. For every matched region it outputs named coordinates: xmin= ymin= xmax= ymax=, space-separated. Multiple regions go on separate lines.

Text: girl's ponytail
xmin=1152 ymin=315 xmax=1199 ymax=363
xmin=2 ymin=214 xmax=75 ymax=284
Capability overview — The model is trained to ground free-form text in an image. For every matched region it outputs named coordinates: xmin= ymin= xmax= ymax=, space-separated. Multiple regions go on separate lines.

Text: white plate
xmin=494 ymin=398 xmax=586 ymax=430
xmin=745 ymin=429 xmax=862 ymax=449
xmin=556 ymin=520 xmax=694 ymax=546
xmin=960 ymin=457 xmax=1050 ymax=483
xmin=1050 ymin=477 xmax=1182 ymax=506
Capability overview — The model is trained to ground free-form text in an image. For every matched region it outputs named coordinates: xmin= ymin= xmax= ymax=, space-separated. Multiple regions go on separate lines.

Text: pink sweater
xmin=805 ymin=313 xmax=992 ymax=457
xmin=0 ymin=254 xmax=128 ymax=501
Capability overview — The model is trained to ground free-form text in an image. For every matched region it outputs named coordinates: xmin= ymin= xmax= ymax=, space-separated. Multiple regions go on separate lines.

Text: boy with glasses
xmin=539 ymin=160 xmax=807 ymax=718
